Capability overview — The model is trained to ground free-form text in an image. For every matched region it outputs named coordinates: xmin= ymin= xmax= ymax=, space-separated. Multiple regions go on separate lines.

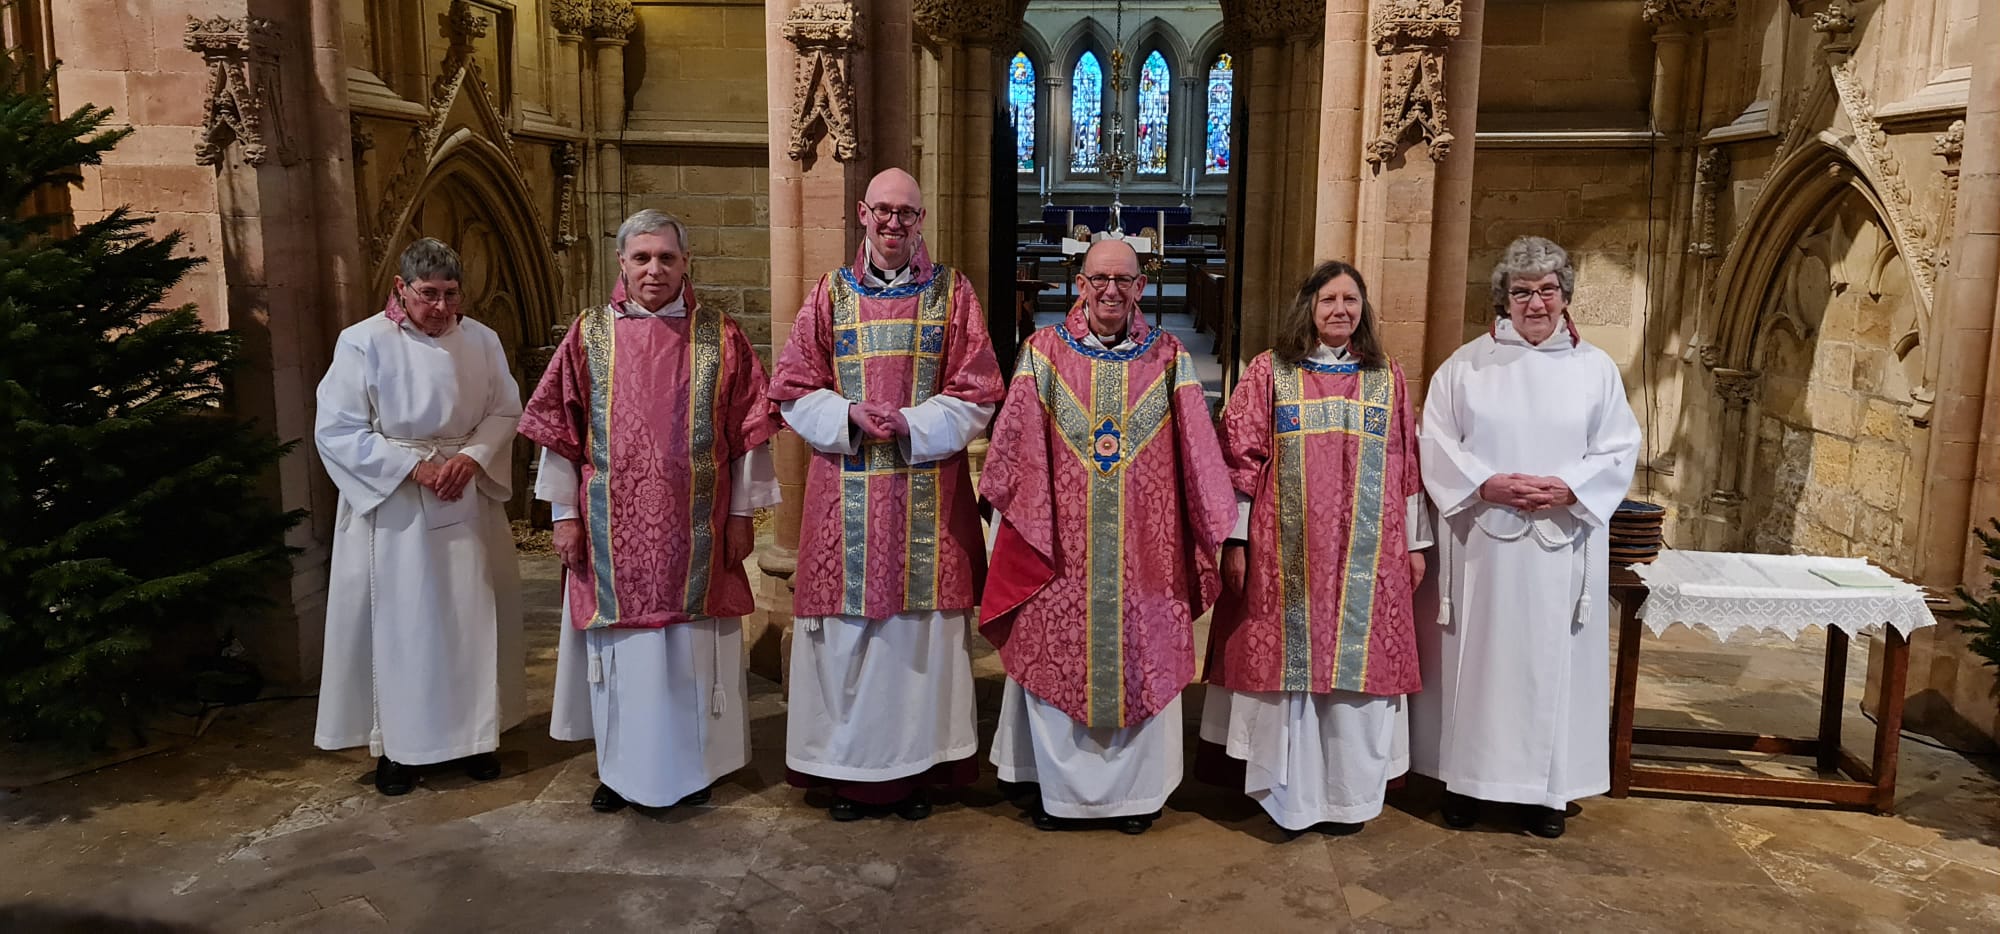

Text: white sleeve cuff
xmin=780 ymin=388 xmax=860 ymax=455
xmin=900 ymin=396 xmax=996 ymax=464
xmin=536 ymin=447 xmax=580 ymax=506
xmin=1406 ymin=493 xmax=1435 ymax=550
xmin=1229 ymin=492 xmax=1252 ymax=543
xmin=730 ymin=445 xmax=782 ymax=516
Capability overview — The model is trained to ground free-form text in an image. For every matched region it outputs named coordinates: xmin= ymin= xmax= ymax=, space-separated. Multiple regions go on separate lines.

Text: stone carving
xmin=1366 ymin=0 xmax=1460 ymax=166
xmin=913 ymin=0 xmax=1025 ymax=47
xmin=1691 ymin=147 xmax=1731 ymax=258
xmin=1826 ymin=59 xmax=1936 ymax=309
xmin=184 ymin=16 xmax=297 ymax=167
xmin=553 ymin=142 xmax=580 ymax=252
xmin=1811 ymin=0 xmax=1856 ymax=46
xmin=1223 ymin=0 xmax=1326 ymax=44
xmin=1933 ymin=119 xmax=1965 ymax=162
xmin=366 ymin=0 xmax=525 ymax=269
xmin=1640 ymin=0 xmax=1735 ymax=25
xmin=1711 ymin=367 xmax=1760 ymax=408
xmin=1933 ymin=119 xmax=1965 ymax=275
xmin=590 ymin=0 xmax=636 ymax=40
xmin=783 ymin=1 xmax=861 ymax=164
xmin=551 ymin=0 xmax=591 ymax=36
xmin=351 ymin=115 xmax=374 ymax=169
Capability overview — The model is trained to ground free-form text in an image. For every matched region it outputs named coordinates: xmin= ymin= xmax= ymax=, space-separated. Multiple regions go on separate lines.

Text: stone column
xmin=181 ymin=3 xmax=360 ymax=686
xmin=914 ymin=0 xmax=1025 ymax=309
xmin=1224 ymin=0 xmax=1325 ymax=362
xmin=550 ymin=2 xmax=589 ymax=127
xmin=759 ymin=0 xmax=903 ymax=680
xmin=588 ymin=2 xmax=635 ymax=294
xmin=1896 ymin=3 xmax=2000 ymax=746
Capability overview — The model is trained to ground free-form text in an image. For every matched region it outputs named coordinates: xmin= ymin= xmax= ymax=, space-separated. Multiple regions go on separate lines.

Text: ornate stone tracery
xmin=782 ymin=1 xmax=861 ymax=164
xmin=1825 ymin=60 xmax=1935 ymax=309
xmin=184 ymin=16 xmax=297 ymax=167
xmin=1691 ymin=148 xmax=1731 ymax=258
xmin=1366 ymin=0 xmax=1460 ymax=166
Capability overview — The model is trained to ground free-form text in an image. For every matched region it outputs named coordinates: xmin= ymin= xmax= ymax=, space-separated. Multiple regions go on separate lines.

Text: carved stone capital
xmin=913 ymin=0 xmax=1024 ymax=48
xmin=783 ymin=1 xmax=861 ymax=164
xmin=184 ymin=16 xmax=297 ymax=167
xmin=589 ymin=0 xmax=636 ymax=40
xmin=1641 ymin=0 xmax=1735 ymax=26
xmin=1365 ymin=1 xmax=1461 ymax=166
xmin=1712 ymin=367 xmax=1761 ymax=408
xmin=1220 ymin=0 xmax=1326 ymax=45
xmin=551 ymin=0 xmax=591 ymax=36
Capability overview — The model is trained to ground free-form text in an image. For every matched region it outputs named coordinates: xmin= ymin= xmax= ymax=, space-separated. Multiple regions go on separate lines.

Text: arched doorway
xmin=375 ymin=132 xmax=563 ymax=520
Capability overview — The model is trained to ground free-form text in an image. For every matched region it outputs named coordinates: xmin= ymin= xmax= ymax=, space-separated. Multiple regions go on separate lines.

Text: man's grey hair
xmin=398 ymin=237 xmax=462 ymax=284
xmin=1489 ymin=235 xmax=1575 ymax=317
xmin=616 ymin=209 xmax=690 ymax=258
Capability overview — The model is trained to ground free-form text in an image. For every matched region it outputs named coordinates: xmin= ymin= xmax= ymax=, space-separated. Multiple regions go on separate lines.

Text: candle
xmin=1156 ymin=210 xmax=1166 ymax=248
xmin=1066 ymin=209 xmax=1075 ymax=237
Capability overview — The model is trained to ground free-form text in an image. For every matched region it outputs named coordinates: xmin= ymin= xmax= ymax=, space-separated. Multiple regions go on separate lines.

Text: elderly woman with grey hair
xmin=520 ymin=209 xmax=781 ymax=814
xmin=314 ymin=237 xmax=527 ymax=796
xmin=1408 ymin=235 xmax=1641 ymax=838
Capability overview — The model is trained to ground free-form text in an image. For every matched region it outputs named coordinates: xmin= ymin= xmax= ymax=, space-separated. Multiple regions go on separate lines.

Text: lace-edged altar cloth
xmin=1629 ymin=550 xmax=1937 ymax=642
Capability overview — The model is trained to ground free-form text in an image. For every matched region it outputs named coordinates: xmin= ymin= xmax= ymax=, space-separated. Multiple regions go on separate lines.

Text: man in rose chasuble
xmin=981 ymin=239 xmax=1237 ymax=834
xmin=1195 ymin=261 xmax=1432 ymax=836
xmin=519 ymin=210 xmax=781 ymax=814
xmin=768 ymin=169 xmax=1005 ymax=822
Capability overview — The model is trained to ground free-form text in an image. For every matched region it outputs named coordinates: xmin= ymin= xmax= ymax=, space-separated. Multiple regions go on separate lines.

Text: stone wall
xmin=624 ymin=148 xmax=774 ymax=356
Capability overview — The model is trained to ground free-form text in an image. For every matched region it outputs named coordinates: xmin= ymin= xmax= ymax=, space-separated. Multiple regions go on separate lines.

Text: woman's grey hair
xmin=1489 ymin=235 xmax=1575 ymax=317
xmin=616 ymin=209 xmax=690 ymax=258
xmin=398 ymin=237 xmax=462 ymax=284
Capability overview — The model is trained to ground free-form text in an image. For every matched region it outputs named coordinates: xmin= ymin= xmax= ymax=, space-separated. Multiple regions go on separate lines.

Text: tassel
xmin=588 ymin=652 xmax=603 ymax=684
xmin=368 ymin=728 xmax=383 ymax=758
xmin=711 ymin=683 xmax=725 ymax=716
xmin=1575 ymin=592 xmax=1590 ymax=629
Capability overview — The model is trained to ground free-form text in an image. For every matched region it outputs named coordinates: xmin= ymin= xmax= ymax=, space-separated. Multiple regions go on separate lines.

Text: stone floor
xmin=4 ymin=554 xmax=1999 ymax=932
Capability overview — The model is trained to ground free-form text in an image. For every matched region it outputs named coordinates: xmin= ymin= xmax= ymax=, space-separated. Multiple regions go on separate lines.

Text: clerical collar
xmin=616 ymin=295 xmax=687 ymax=319
xmin=1309 ymin=343 xmax=1354 ymax=364
xmin=1083 ymin=329 xmax=1134 ymax=351
xmin=860 ymin=242 xmax=915 ymax=288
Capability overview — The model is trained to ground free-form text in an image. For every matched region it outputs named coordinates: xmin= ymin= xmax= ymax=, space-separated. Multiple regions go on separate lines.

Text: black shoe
xmin=1032 ymin=809 xmax=1064 ymax=832
xmin=463 ymin=752 xmax=501 ymax=782
xmin=677 ymin=786 xmax=712 ymax=808
xmin=829 ymin=797 xmax=864 ymax=822
xmin=375 ymin=756 xmax=415 ymax=796
xmin=590 ymin=783 xmax=628 ymax=813
xmin=1526 ymin=806 xmax=1566 ymax=839
xmin=1441 ymin=792 xmax=1480 ymax=829
xmin=894 ymin=790 xmax=932 ymax=821
xmin=1117 ymin=813 xmax=1156 ymax=835
xmin=1314 ymin=821 xmax=1365 ymax=836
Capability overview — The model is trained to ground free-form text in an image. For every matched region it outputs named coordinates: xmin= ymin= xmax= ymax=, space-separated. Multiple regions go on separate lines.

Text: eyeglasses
xmin=867 ymin=204 xmax=923 ymax=226
xmin=1506 ymin=285 xmax=1563 ymax=305
xmin=405 ymin=285 xmax=463 ymax=306
xmin=1083 ymin=274 xmax=1141 ymax=290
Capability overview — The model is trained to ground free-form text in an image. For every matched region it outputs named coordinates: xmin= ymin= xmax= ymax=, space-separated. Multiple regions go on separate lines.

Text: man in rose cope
xmin=768 ymin=168 xmax=1004 ymax=823
xmin=519 ymin=209 xmax=780 ymax=815
xmin=980 ymin=237 xmax=1236 ymax=835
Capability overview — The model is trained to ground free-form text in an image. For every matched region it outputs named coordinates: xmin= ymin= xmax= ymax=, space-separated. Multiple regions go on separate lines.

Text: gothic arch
xmin=1123 ymin=17 xmax=1191 ymax=72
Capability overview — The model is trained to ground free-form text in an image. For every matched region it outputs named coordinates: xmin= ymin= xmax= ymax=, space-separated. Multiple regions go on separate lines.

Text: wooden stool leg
xmin=1869 ymin=628 xmax=1910 ymax=814
xmin=1609 ymin=594 xmax=1643 ymax=798
xmin=1817 ymin=626 xmax=1849 ymax=773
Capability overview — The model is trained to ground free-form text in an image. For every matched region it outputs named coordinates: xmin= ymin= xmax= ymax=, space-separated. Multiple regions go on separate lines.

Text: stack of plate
xmin=1610 ymin=500 xmax=1666 ymax=565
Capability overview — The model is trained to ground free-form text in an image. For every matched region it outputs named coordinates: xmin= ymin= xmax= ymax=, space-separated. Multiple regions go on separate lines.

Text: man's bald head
xmin=858 ymin=168 xmax=925 ymax=270
xmin=1077 ymin=237 xmax=1147 ymax=340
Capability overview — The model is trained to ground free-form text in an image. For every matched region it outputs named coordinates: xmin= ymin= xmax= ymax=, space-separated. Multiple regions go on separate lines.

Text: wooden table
xmin=1607 ymin=564 xmax=1911 ymax=813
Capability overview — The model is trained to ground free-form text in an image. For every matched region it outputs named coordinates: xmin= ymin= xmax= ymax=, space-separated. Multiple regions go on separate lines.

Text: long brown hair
xmin=1275 ymin=260 xmax=1387 ymax=369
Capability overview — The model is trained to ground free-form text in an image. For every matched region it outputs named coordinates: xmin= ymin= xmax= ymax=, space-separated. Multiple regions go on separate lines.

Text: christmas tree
xmin=1957 ymin=520 xmax=2000 ymax=684
xmin=0 ymin=52 xmax=303 ymax=747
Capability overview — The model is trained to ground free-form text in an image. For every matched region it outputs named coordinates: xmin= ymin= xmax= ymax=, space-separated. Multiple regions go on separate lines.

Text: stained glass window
xmin=1136 ymin=50 xmax=1169 ymax=175
xmin=1009 ymin=52 xmax=1036 ymax=173
xmin=1070 ymin=52 xmax=1103 ymax=173
xmin=1205 ymin=54 xmax=1233 ymax=174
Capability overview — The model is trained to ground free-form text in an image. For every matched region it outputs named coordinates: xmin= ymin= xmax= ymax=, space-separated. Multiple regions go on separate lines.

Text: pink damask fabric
xmin=1203 ymin=351 xmax=1423 ymax=696
xmin=767 ymin=251 xmax=1004 ymax=619
xmin=518 ymin=288 xmax=778 ymax=629
xmin=980 ymin=303 xmax=1236 ymax=728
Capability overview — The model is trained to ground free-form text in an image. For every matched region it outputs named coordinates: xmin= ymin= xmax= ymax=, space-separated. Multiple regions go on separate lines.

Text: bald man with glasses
xmin=769 ymin=168 xmax=1004 ymax=822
